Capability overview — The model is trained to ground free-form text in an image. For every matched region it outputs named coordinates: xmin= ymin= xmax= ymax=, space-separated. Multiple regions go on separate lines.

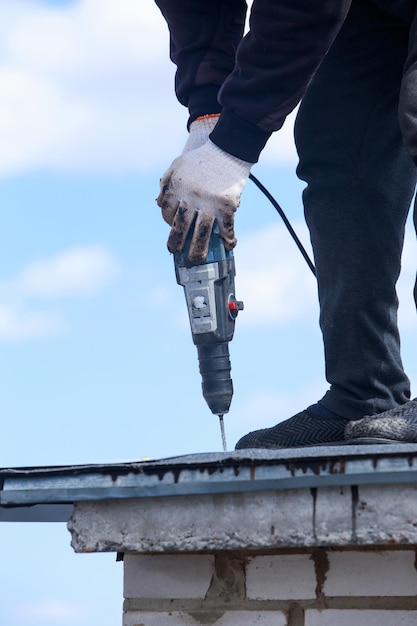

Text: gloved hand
xmin=181 ymin=114 xmax=219 ymax=154
xmin=157 ymin=139 xmax=252 ymax=264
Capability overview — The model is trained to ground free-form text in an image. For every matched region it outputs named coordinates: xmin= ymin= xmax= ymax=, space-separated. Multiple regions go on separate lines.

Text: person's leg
xmin=345 ymin=2 xmax=417 ymax=444
xmin=236 ymin=0 xmax=416 ymax=449
xmin=295 ymin=0 xmax=416 ymax=419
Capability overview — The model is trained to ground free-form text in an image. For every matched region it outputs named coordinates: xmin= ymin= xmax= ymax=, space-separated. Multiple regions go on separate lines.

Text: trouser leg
xmin=294 ymin=0 xmax=417 ymax=419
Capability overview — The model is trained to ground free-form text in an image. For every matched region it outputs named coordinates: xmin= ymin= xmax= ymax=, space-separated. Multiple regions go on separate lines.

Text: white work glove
xmin=181 ymin=114 xmax=219 ymax=154
xmin=157 ymin=139 xmax=252 ymax=264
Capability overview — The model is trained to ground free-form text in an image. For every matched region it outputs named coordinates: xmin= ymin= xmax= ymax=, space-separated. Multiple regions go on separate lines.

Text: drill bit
xmin=218 ymin=414 xmax=228 ymax=452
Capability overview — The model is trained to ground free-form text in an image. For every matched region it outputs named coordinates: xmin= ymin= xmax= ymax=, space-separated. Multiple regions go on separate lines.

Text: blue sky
xmin=0 ymin=0 xmax=416 ymax=625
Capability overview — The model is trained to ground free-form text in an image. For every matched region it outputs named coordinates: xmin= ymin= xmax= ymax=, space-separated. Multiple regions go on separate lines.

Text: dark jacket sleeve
xmin=155 ymin=0 xmax=247 ymax=120
xmin=155 ymin=0 xmax=352 ymax=162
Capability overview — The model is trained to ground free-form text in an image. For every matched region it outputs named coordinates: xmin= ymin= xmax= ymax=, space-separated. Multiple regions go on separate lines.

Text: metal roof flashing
xmin=2 ymin=444 xmax=417 ymax=526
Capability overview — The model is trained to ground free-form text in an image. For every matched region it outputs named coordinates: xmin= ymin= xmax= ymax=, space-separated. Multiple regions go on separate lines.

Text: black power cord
xmin=249 ymin=173 xmax=316 ymax=277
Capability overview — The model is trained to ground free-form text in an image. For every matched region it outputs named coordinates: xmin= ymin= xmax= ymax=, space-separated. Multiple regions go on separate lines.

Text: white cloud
xmin=0 ymin=304 xmax=63 ymax=340
xmin=235 ymin=221 xmax=318 ymax=328
xmin=231 ymin=379 xmax=329 ymax=436
xmin=228 ymin=218 xmax=417 ymax=334
xmin=143 ymin=284 xmax=174 ymax=308
xmin=0 ymin=0 xmax=187 ymax=174
xmin=13 ymin=598 xmax=89 ymax=623
xmin=16 ymin=246 xmax=118 ymax=298
xmin=0 ymin=245 xmax=118 ymax=340
xmin=0 ymin=0 xmax=296 ymax=176
xmin=0 ymin=67 xmax=90 ymax=175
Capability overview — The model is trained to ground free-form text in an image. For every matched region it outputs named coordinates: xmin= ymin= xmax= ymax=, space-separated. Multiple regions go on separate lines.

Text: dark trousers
xmin=295 ymin=0 xmax=417 ymax=418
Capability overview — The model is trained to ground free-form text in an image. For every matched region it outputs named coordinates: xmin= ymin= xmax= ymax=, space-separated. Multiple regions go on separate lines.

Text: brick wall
xmin=123 ymin=548 xmax=417 ymax=625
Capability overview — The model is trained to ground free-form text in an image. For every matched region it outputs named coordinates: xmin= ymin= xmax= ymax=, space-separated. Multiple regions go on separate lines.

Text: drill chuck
xmin=197 ymin=342 xmax=233 ymax=415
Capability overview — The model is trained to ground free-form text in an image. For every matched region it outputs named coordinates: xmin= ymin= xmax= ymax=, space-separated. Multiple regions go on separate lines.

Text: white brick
xmin=124 ymin=611 xmax=286 ymax=626
xmin=306 ymin=609 xmax=417 ymax=626
xmin=124 ymin=612 xmax=197 ymax=625
xmin=246 ymin=554 xmax=316 ymax=600
xmin=325 ymin=550 xmax=417 ymax=596
xmin=124 ymin=554 xmax=214 ymax=599
xmin=214 ymin=612 xmax=287 ymax=626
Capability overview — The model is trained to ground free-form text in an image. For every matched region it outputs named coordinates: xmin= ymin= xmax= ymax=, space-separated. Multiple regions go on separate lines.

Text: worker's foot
xmin=235 ymin=403 xmax=350 ymax=449
xmin=345 ymin=399 xmax=417 ymax=444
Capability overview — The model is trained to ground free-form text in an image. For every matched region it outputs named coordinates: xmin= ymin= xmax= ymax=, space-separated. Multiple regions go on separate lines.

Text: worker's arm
xmin=155 ymin=0 xmax=352 ymax=261
xmin=214 ymin=0 xmax=352 ymax=161
xmin=155 ymin=0 xmax=247 ymax=124
xmin=156 ymin=0 xmax=351 ymax=162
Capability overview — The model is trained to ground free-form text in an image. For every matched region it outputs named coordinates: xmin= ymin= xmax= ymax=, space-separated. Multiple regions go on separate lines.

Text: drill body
xmin=174 ymin=226 xmax=243 ymax=417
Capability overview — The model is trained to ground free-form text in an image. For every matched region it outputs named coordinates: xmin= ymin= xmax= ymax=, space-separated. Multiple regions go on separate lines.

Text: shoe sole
xmin=346 ymin=437 xmax=411 ymax=445
xmin=260 ymin=440 xmax=348 ymax=450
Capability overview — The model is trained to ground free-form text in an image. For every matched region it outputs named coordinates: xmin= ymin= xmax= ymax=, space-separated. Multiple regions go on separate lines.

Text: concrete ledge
xmin=66 ymin=447 xmax=417 ymax=554
xmin=68 ymin=482 xmax=417 ymax=553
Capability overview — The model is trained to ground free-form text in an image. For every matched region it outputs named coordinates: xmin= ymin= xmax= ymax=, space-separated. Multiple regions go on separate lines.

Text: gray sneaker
xmin=345 ymin=399 xmax=417 ymax=444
